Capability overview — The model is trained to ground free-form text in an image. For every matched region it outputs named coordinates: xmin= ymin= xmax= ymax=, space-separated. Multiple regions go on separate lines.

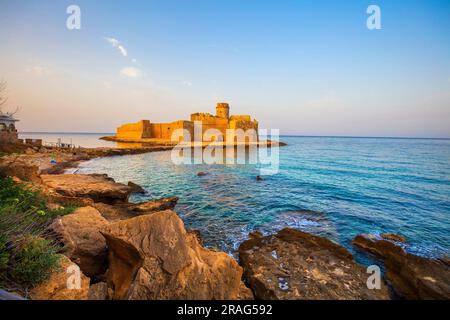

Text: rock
xmin=127 ymin=181 xmax=146 ymax=194
xmin=239 ymin=228 xmax=390 ymax=300
xmin=188 ymin=229 xmax=204 ymax=246
xmin=88 ymin=282 xmax=109 ymax=300
xmin=45 ymin=190 xmax=95 ymax=207
xmin=25 ymin=147 xmax=36 ymax=155
xmin=197 ymin=172 xmax=208 ymax=177
xmin=49 ymin=206 xmax=109 ymax=278
xmin=249 ymin=231 xmax=263 ymax=239
xmin=41 ymin=174 xmax=133 ymax=203
xmin=126 ymin=197 xmax=179 ymax=213
xmin=30 ymin=255 xmax=90 ymax=300
xmin=353 ymin=234 xmax=450 ymax=300
xmin=381 ymin=233 xmax=407 ymax=243
xmin=46 ymin=202 xmax=63 ymax=211
xmin=92 ymin=203 xmax=135 ymax=221
xmin=102 ymin=210 xmax=245 ymax=300
xmin=0 ymin=162 xmax=40 ymax=182
xmin=93 ymin=197 xmax=178 ymax=221
xmin=438 ymin=256 xmax=450 ymax=266
xmin=238 ymin=283 xmax=255 ymax=300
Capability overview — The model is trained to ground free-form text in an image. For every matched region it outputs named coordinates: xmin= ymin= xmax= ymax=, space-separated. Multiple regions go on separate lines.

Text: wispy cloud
xmin=181 ymin=80 xmax=193 ymax=87
xmin=105 ymin=37 xmax=128 ymax=57
xmin=26 ymin=65 xmax=52 ymax=76
xmin=120 ymin=66 xmax=143 ymax=78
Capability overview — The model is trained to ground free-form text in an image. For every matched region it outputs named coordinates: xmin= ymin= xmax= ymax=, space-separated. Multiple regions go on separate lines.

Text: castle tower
xmin=216 ymin=102 xmax=230 ymax=119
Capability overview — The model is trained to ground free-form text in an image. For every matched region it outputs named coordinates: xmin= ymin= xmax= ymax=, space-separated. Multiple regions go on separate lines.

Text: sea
xmin=20 ymin=133 xmax=450 ymax=265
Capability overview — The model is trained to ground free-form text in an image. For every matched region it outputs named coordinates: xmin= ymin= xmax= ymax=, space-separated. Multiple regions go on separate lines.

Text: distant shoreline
xmin=19 ymin=132 xmax=450 ymax=140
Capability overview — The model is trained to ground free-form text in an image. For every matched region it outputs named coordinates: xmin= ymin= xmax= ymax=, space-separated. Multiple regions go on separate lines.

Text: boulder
xmin=0 ymin=161 xmax=40 ymax=183
xmin=88 ymin=282 xmax=109 ymax=300
xmin=239 ymin=228 xmax=390 ymax=300
xmin=40 ymin=174 xmax=133 ymax=203
xmin=126 ymin=197 xmax=179 ymax=213
xmin=127 ymin=181 xmax=146 ymax=194
xmin=381 ymin=233 xmax=407 ymax=243
xmin=49 ymin=206 xmax=109 ymax=278
xmin=353 ymin=234 xmax=450 ymax=300
xmin=197 ymin=172 xmax=208 ymax=177
xmin=30 ymin=255 xmax=90 ymax=300
xmin=93 ymin=197 xmax=178 ymax=221
xmin=102 ymin=210 xmax=246 ymax=300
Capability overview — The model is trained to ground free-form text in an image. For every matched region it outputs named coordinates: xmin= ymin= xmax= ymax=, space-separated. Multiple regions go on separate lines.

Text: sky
xmin=0 ymin=0 xmax=449 ymax=137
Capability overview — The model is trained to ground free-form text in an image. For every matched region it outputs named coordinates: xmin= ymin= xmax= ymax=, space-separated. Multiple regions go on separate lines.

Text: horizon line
xmin=18 ymin=131 xmax=450 ymax=140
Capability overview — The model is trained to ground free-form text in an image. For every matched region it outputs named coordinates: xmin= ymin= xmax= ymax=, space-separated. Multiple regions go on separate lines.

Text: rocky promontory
xmin=102 ymin=210 xmax=252 ymax=300
xmin=239 ymin=228 xmax=391 ymax=300
xmin=353 ymin=234 xmax=450 ymax=300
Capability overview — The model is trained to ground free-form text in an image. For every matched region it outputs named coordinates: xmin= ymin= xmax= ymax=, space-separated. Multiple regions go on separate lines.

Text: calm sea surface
xmin=53 ymin=135 xmax=449 ymax=264
xmin=19 ymin=132 xmax=116 ymax=148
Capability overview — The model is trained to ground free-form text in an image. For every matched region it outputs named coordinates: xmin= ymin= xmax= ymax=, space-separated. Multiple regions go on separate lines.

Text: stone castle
xmin=116 ymin=103 xmax=258 ymax=143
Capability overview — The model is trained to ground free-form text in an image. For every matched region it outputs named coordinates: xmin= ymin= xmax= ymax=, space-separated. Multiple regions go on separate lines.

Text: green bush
xmin=0 ymin=177 xmax=76 ymax=290
xmin=11 ymin=236 xmax=60 ymax=286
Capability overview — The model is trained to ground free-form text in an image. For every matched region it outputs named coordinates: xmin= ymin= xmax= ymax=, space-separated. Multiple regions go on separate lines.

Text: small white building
xmin=0 ymin=113 xmax=19 ymax=144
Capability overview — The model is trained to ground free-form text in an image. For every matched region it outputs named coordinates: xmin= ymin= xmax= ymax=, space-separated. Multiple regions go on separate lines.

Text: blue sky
xmin=0 ymin=0 xmax=449 ymax=137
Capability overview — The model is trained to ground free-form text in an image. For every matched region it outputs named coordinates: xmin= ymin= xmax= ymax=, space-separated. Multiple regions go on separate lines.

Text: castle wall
xmin=149 ymin=120 xmax=193 ymax=141
xmin=116 ymin=120 xmax=151 ymax=140
xmin=115 ymin=104 xmax=258 ymax=143
xmin=190 ymin=113 xmax=229 ymax=141
xmin=228 ymin=118 xmax=259 ymax=143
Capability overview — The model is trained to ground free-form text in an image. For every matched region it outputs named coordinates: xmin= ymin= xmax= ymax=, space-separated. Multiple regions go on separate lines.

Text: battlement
xmin=116 ymin=103 xmax=258 ymax=142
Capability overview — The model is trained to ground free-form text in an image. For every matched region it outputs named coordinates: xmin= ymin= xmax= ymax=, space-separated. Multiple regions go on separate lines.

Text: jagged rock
xmin=248 ymin=231 xmax=263 ymax=239
xmin=30 ymin=255 xmax=90 ymax=300
xmin=88 ymin=282 xmax=109 ymax=300
xmin=188 ymin=230 xmax=204 ymax=246
xmin=381 ymin=233 xmax=406 ymax=243
xmin=237 ymin=283 xmax=255 ymax=300
xmin=41 ymin=174 xmax=133 ymax=203
xmin=353 ymin=234 xmax=450 ymax=300
xmin=102 ymin=210 xmax=246 ymax=300
xmin=49 ymin=206 xmax=109 ymax=278
xmin=93 ymin=197 xmax=178 ymax=221
xmin=239 ymin=228 xmax=391 ymax=300
xmin=126 ymin=197 xmax=178 ymax=213
xmin=0 ymin=162 xmax=40 ymax=182
xmin=45 ymin=190 xmax=94 ymax=207
xmin=127 ymin=181 xmax=146 ymax=194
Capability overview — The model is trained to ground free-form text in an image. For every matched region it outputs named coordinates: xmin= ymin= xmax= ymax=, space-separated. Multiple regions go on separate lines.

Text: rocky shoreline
xmin=0 ymin=145 xmax=449 ymax=300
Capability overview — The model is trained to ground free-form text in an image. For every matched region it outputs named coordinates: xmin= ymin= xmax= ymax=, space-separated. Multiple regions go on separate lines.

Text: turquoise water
xmin=77 ymin=136 xmax=450 ymax=263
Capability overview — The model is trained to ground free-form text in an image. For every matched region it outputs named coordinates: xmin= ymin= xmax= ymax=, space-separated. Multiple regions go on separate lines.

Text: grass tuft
xmin=0 ymin=177 xmax=76 ymax=292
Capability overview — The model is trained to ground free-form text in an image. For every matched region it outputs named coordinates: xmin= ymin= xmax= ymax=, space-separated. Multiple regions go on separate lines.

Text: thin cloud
xmin=105 ymin=37 xmax=128 ymax=57
xmin=120 ymin=67 xmax=143 ymax=78
xmin=26 ymin=65 xmax=52 ymax=76
xmin=181 ymin=80 xmax=193 ymax=87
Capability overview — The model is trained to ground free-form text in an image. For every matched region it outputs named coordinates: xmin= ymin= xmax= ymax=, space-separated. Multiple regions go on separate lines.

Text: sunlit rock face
xmin=102 ymin=210 xmax=251 ymax=300
xmin=239 ymin=228 xmax=391 ymax=300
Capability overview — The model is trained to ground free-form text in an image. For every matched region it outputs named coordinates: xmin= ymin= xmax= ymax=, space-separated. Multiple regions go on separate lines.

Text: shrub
xmin=0 ymin=177 xmax=76 ymax=290
xmin=10 ymin=236 xmax=60 ymax=286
